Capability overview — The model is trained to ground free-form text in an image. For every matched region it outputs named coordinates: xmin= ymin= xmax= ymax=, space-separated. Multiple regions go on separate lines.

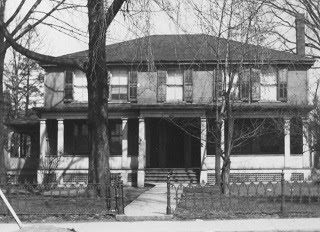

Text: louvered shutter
xmin=64 ymin=71 xmax=74 ymax=102
xmin=278 ymin=69 xmax=288 ymax=101
xmin=251 ymin=68 xmax=260 ymax=101
xmin=129 ymin=71 xmax=138 ymax=102
xmin=213 ymin=69 xmax=223 ymax=99
xmin=108 ymin=71 xmax=111 ymax=101
xmin=184 ymin=69 xmax=193 ymax=103
xmin=240 ymin=69 xmax=250 ymax=101
xmin=157 ymin=70 xmax=167 ymax=102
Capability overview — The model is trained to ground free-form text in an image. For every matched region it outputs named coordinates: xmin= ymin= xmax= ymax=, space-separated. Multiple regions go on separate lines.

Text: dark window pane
xmin=109 ymin=120 xmax=122 ymax=156
xmin=290 ymin=117 xmax=303 ymax=154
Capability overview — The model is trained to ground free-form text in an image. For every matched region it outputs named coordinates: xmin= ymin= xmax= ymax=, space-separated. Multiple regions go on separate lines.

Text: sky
xmin=4 ymin=0 xmax=320 ymax=100
xmin=5 ymin=0 xmax=201 ymax=56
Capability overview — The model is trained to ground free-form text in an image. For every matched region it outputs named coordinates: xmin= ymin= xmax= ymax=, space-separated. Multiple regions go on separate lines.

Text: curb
xmin=115 ymin=214 xmax=173 ymax=221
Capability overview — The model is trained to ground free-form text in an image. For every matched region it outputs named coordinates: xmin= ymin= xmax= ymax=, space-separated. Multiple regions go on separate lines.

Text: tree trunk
xmin=0 ymin=1 xmax=7 ymax=184
xmin=221 ymin=157 xmax=231 ymax=194
xmin=221 ymin=97 xmax=233 ymax=195
xmin=215 ymin=121 xmax=222 ymax=187
xmin=87 ymin=0 xmax=110 ymax=194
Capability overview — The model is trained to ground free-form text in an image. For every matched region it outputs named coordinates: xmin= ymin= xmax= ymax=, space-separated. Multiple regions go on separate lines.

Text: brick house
xmin=5 ymin=30 xmax=316 ymax=186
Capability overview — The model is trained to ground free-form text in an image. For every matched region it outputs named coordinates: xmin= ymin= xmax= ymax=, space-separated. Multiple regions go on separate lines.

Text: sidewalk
xmin=2 ymin=218 xmax=320 ymax=232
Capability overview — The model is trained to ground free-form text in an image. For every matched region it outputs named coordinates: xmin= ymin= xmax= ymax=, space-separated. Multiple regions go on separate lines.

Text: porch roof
xmin=33 ymin=102 xmax=313 ymax=119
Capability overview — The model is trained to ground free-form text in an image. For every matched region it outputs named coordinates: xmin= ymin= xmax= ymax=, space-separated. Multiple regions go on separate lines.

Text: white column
xmin=121 ymin=118 xmax=129 ymax=169
xmin=39 ymin=119 xmax=47 ymax=158
xmin=302 ymin=118 xmax=310 ymax=168
xmin=284 ymin=118 xmax=290 ymax=169
xmin=57 ymin=119 xmax=64 ymax=156
xmin=138 ymin=117 xmax=146 ymax=187
xmin=38 ymin=119 xmax=47 ymax=183
xmin=200 ymin=117 xmax=207 ymax=183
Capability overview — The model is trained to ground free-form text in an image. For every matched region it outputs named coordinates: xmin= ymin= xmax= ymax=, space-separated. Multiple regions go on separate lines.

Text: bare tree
xmin=0 ymin=0 xmax=86 ymax=184
xmin=0 ymin=0 xmax=128 ymax=195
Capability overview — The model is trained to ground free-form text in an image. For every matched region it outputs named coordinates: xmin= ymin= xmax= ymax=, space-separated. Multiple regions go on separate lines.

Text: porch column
xmin=121 ymin=118 xmax=129 ymax=169
xmin=200 ymin=117 xmax=207 ymax=183
xmin=57 ymin=119 xmax=64 ymax=156
xmin=39 ymin=119 xmax=47 ymax=158
xmin=138 ymin=117 xmax=146 ymax=187
xmin=38 ymin=119 xmax=47 ymax=183
xmin=302 ymin=118 xmax=310 ymax=168
xmin=284 ymin=117 xmax=290 ymax=170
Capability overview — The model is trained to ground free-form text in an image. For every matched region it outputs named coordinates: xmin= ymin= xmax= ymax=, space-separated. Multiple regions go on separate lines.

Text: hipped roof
xmin=56 ymin=34 xmax=314 ymax=66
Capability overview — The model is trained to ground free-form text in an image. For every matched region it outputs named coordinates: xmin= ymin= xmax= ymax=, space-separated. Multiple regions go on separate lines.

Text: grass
xmin=173 ymin=182 xmax=320 ymax=219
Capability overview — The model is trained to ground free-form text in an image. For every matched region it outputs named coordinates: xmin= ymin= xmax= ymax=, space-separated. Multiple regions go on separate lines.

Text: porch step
xmin=145 ymin=169 xmax=199 ymax=183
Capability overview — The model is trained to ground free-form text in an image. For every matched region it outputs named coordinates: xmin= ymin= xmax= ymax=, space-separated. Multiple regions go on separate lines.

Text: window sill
xmin=63 ymin=154 xmax=89 ymax=157
xmin=232 ymin=153 xmax=284 ymax=156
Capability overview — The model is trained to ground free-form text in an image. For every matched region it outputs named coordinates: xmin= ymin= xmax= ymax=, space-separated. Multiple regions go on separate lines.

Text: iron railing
xmin=0 ymin=178 xmax=124 ymax=216
xmin=167 ymin=173 xmax=320 ymax=217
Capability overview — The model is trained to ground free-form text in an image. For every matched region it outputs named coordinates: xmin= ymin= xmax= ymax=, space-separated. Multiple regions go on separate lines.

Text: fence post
xmin=121 ymin=179 xmax=124 ymax=214
xmin=166 ymin=173 xmax=171 ymax=215
xmin=115 ymin=182 xmax=119 ymax=213
xmin=281 ymin=171 xmax=285 ymax=215
xmin=7 ymin=180 xmax=12 ymax=216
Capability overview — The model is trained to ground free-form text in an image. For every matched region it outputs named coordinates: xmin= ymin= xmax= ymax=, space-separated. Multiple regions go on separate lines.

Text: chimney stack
xmin=295 ymin=13 xmax=305 ymax=56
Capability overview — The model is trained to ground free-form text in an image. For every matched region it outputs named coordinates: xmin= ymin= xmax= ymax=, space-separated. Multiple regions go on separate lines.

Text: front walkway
xmin=116 ymin=183 xmax=174 ymax=220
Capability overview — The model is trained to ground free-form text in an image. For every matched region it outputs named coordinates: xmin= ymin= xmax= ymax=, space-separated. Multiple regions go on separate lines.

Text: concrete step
xmin=145 ymin=169 xmax=199 ymax=183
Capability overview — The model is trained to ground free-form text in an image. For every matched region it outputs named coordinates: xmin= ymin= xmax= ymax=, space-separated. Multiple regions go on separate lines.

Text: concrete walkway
xmin=3 ymin=218 xmax=320 ymax=232
xmin=117 ymin=183 xmax=173 ymax=220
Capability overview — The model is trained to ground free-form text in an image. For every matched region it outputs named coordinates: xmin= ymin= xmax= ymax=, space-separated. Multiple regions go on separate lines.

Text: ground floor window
xmin=290 ymin=117 xmax=303 ymax=154
xmin=232 ymin=118 xmax=284 ymax=154
xmin=64 ymin=120 xmax=89 ymax=155
xmin=109 ymin=119 xmax=122 ymax=156
xmin=10 ymin=133 xmax=31 ymax=158
xmin=207 ymin=119 xmax=218 ymax=156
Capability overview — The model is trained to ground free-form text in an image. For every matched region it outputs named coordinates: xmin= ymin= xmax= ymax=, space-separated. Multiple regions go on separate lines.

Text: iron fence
xmin=0 ymin=179 xmax=124 ymax=216
xmin=167 ymin=173 xmax=320 ymax=217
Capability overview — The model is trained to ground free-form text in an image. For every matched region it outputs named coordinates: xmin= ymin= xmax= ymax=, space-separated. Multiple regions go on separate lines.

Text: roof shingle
xmin=58 ymin=34 xmax=314 ymax=65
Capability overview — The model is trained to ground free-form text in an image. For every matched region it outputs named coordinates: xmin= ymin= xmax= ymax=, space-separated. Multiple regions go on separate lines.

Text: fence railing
xmin=167 ymin=173 xmax=320 ymax=217
xmin=0 ymin=179 xmax=124 ymax=216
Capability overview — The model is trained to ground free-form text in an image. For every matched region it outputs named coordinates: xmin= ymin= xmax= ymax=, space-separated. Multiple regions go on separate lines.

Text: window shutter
xmin=251 ymin=69 xmax=260 ymax=101
xmin=184 ymin=69 xmax=193 ymax=103
xmin=64 ymin=71 xmax=74 ymax=102
xmin=240 ymin=69 xmax=250 ymax=100
xmin=213 ymin=69 xmax=223 ymax=99
xmin=157 ymin=70 xmax=167 ymax=102
xmin=278 ymin=69 xmax=288 ymax=101
xmin=129 ymin=71 xmax=138 ymax=102
xmin=107 ymin=71 xmax=111 ymax=101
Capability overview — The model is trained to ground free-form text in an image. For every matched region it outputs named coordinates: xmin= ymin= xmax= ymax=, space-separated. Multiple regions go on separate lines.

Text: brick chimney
xmin=295 ymin=13 xmax=305 ymax=56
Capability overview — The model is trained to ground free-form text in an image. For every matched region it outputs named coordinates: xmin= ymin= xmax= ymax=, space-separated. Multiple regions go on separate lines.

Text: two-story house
xmin=4 ymin=15 xmax=316 ymax=186
xmin=24 ymin=27 xmax=314 ymax=187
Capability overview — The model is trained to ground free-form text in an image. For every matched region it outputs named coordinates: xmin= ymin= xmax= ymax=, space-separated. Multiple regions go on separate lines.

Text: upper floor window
xmin=167 ymin=70 xmax=183 ymax=102
xmin=64 ymin=71 xmax=74 ymax=102
xmin=239 ymin=68 xmax=260 ymax=102
xmin=157 ymin=69 xmax=193 ymax=103
xmin=109 ymin=70 xmax=137 ymax=102
xmin=110 ymin=70 xmax=128 ymax=101
xmin=226 ymin=67 xmax=288 ymax=102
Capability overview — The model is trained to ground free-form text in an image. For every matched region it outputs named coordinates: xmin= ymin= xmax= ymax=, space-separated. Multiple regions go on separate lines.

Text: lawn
xmin=172 ymin=182 xmax=320 ymax=219
xmin=0 ymin=185 xmax=152 ymax=222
